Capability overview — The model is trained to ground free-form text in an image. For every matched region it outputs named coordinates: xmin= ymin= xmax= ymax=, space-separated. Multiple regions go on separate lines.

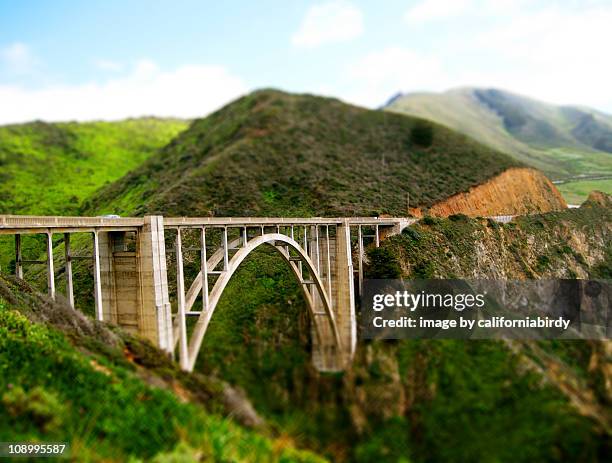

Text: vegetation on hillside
xmin=0 ymin=118 xmax=188 ymax=215
xmin=375 ymin=191 xmax=611 ymax=280
xmin=0 ymin=273 xmax=326 ymax=462
xmin=385 ymin=87 xmax=612 ymax=201
xmin=557 ymin=178 xmax=612 ymax=205
xmin=0 ymin=117 xmax=188 ymax=272
xmin=85 ymin=89 xmax=522 ymax=217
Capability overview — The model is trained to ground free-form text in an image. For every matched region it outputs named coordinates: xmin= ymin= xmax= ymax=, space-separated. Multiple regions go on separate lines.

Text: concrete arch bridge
xmin=0 ymin=215 xmax=414 ymax=372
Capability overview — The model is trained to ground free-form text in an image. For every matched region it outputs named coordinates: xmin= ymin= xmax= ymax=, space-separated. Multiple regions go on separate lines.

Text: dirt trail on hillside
xmin=423 ymin=168 xmax=567 ymax=217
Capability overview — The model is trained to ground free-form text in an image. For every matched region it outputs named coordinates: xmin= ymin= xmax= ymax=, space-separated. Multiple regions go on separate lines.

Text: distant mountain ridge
xmin=384 ymin=87 xmax=612 ymax=185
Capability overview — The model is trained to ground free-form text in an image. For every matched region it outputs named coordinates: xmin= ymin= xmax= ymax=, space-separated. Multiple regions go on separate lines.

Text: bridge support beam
xmin=311 ymin=221 xmax=356 ymax=371
xmin=97 ymin=216 xmax=173 ymax=353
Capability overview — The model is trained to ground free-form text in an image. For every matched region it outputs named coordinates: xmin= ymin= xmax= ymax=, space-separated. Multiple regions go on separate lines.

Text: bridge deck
xmin=0 ymin=215 xmax=410 ymax=234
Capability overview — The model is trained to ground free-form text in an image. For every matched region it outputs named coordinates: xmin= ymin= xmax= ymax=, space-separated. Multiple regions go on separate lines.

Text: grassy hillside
xmin=557 ymin=178 xmax=612 ymax=205
xmin=0 ymin=117 xmax=188 ymax=273
xmin=85 ymin=89 xmax=522 ymax=217
xmin=0 ymin=118 xmax=188 ymax=215
xmin=385 ymin=88 xmax=612 ymax=201
xmin=0 ymin=273 xmax=326 ymax=462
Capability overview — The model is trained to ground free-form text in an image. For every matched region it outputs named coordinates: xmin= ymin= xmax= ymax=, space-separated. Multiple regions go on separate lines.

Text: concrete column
xmin=95 ymin=217 xmax=172 ymax=355
xmin=138 ymin=216 xmax=173 ymax=354
xmin=311 ymin=221 xmax=356 ymax=371
xmin=64 ymin=233 xmax=74 ymax=309
xmin=46 ymin=232 xmax=55 ymax=300
xmin=333 ymin=221 xmax=356 ymax=362
xmin=96 ymin=231 xmax=115 ymax=322
xmin=14 ymin=234 xmax=23 ymax=279
xmin=358 ymin=225 xmax=364 ymax=296
xmin=93 ymin=231 xmax=105 ymax=321
xmin=175 ymin=227 xmax=189 ymax=369
xmin=308 ymin=225 xmax=319 ymax=300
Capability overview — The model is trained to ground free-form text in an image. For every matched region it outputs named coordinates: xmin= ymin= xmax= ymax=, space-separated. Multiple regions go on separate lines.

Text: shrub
xmin=421 ymin=216 xmax=438 ymax=226
xmin=366 ymin=247 xmax=402 ymax=278
xmin=449 ymin=213 xmax=469 ymax=222
xmin=410 ymin=121 xmax=434 ymax=147
xmin=401 ymin=227 xmax=421 ymax=241
xmin=2 ymin=386 xmax=65 ymax=433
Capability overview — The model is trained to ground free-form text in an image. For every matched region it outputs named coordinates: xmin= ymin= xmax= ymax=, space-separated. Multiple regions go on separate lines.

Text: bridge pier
xmin=95 ymin=217 xmax=173 ymax=354
xmin=310 ymin=221 xmax=356 ymax=371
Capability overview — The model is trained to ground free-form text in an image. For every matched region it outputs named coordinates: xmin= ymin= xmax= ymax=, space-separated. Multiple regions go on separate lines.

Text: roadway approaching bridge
xmin=0 ymin=215 xmax=414 ymax=372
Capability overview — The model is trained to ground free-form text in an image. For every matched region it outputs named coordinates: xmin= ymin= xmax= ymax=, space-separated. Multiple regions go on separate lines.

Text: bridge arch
xmin=181 ymin=233 xmax=341 ymax=372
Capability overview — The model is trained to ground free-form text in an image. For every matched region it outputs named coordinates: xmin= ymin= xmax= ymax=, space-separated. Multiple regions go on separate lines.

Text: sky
xmin=1 ymin=0 xmax=611 ymax=124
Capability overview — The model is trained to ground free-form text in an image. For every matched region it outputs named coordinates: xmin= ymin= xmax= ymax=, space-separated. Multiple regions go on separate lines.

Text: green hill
xmin=0 ymin=273 xmax=326 ymax=462
xmin=0 ymin=118 xmax=188 ymax=215
xmin=85 ymin=89 xmax=522 ymax=217
xmin=385 ymin=88 xmax=612 ymax=202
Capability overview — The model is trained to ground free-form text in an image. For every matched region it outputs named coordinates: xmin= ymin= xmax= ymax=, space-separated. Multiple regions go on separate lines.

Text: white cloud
xmin=1 ymin=42 xmax=36 ymax=74
xmin=344 ymin=47 xmax=447 ymax=107
xmin=404 ymin=0 xmax=473 ymax=23
xmin=93 ymin=59 xmax=123 ymax=72
xmin=0 ymin=59 xmax=247 ymax=124
xmin=292 ymin=1 xmax=363 ymax=48
xmin=467 ymin=3 xmax=612 ymax=109
xmin=353 ymin=0 xmax=612 ymax=112
xmin=404 ymin=0 xmax=532 ymax=23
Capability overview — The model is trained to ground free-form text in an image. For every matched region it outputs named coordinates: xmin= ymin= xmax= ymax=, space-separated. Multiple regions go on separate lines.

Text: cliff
xmin=382 ymin=192 xmax=610 ymax=280
xmin=424 ymin=167 xmax=567 ymax=217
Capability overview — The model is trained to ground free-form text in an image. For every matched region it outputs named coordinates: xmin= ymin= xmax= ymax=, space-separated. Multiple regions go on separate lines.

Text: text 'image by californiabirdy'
xmin=361 ymin=279 xmax=610 ymax=340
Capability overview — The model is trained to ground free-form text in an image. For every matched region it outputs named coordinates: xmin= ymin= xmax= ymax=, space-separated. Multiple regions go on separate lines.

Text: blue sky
xmin=1 ymin=0 xmax=611 ymax=123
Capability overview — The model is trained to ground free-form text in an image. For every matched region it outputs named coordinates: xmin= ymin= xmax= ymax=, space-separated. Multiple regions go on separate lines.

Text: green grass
xmin=0 ymin=275 xmax=327 ymax=462
xmin=0 ymin=117 xmax=188 ymax=273
xmin=85 ymin=89 xmax=522 ymax=217
xmin=0 ymin=118 xmax=188 ymax=215
xmin=556 ymin=179 xmax=612 ymax=204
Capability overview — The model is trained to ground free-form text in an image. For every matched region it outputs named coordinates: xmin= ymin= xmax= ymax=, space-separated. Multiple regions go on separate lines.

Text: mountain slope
xmin=384 ymin=88 xmax=612 ymax=200
xmin=85 ymin=89 xmax=569 ymax=218
xmin=0 ymin=118 xmax=188 ymax=215
xmin=0 ymin=273 xmax=326 ymax=462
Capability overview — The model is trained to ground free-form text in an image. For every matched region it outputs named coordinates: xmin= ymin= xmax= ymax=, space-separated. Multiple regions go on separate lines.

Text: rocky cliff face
xmin=391 ymin=192 xmax=608 ymax=280
xmin=422 ymin=167 xmax=567 ymax=217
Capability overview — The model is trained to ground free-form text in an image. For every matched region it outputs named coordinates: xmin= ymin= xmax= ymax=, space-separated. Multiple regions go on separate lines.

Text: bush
xmin=410 ymin=121 xmax=434 ymax=147
xmin=449 ymin=213 xmax=469 ymax=222
xmin=366 ymin=247 xmax=402 ymax=278
xmin=2 ymin=386 xmax=65 ymax=433
xmin=401 ymin=227 xmax=421 ymax=241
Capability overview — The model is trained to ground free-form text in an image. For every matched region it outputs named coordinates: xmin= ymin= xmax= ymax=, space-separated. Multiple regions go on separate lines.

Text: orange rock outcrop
xmin=426 ymin=168 xmax=567 ymax=217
